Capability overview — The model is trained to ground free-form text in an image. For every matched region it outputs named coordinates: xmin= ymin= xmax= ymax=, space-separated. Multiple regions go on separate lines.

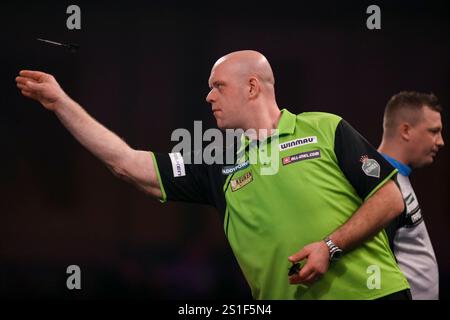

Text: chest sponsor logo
xmin=404 ymin=203 xmax=423 ymax=227
xmin=279 ymin=136 xmax=317 ymax=151
xmin=282 ymin=150 xmax=321 ymax=165
xmin=409 ymin=207 xmax=423 ymax=225
xmin=169 ymin=152 xmax=186 ymax=177
xmin=360 ymin=155 xmax=380 ymax=178
xmin=230 ymin=172 xmax=253 ymax=192
xmin=222 ymin=160 xmax=250 ymax=175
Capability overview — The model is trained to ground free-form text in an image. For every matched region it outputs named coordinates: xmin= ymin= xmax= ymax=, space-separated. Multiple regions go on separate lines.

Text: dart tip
xmin=36 ymin=38 xmax=80 ymax=52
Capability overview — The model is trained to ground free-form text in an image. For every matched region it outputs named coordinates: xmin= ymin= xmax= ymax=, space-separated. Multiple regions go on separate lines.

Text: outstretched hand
xmin=288 ymin=241 xmax=330 ymax=285
xmin=15 ymin=70 xmax=68 ymax=111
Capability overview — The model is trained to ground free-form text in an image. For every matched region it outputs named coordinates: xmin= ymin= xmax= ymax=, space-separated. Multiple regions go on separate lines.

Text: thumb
xmin=288 ymin=247 xmax=309 ymax=263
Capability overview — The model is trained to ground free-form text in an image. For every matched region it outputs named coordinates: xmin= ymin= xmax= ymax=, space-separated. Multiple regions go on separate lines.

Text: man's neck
xmin=244 ymin=103 xmax=281 ymax=141
xmin=378 ymin=140 xmax=410 ymax=166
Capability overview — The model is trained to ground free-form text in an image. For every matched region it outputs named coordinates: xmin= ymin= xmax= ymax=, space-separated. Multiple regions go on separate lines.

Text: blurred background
xmin=0 ymin=0 xmax=448 ymax=299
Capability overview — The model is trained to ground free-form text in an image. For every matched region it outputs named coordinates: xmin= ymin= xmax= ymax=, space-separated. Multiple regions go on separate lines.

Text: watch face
xmin=331 ymin=250 xmax=343 ymax=261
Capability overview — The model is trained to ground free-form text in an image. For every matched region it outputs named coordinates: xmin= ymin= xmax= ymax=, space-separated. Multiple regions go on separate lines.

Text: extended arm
xmin=16 ymin=70 xmax=162 ymax=198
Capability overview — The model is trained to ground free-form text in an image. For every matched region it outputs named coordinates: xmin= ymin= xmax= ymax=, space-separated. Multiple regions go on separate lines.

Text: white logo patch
xmin=169 ymin=152 xmax=186 ymax=177
xmin=360 ymin=155 xmax=380 ymax=178
xmin=279 ymin=136 xmax=317 ymax=151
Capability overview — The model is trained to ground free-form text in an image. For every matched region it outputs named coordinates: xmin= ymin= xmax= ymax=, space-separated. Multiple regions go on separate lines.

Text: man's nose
xmin=437 ymin=132 xmax=445 ymax=148
xmin=206 ymin=90 xmax=215 ymax=104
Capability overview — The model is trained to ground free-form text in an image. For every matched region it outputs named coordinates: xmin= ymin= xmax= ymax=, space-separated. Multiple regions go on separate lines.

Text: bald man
xmin=16 ymin=50 xmax=410 ymax=299
xmin=379 ymin=91 xmax=444 ymax=299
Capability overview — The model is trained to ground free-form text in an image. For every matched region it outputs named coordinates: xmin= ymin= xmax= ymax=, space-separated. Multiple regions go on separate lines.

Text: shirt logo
xmin=169 ymin=152 xmax=186 ymax=177
xmin=230 ymin=172 xmax=253 ymax=192
xmin=404 ymin=195 xmax=423 ymax=227
xmin=360 ymin=155 xmax=380 ymax=178
xmin=222 ymin=161 xmax=250 ymax=175
xmin=408 ymin=206 xmax=423 ymax=225
xmin=279 ymin=136 xmax=317 ymax=151
xmin=282 ymin=150 xmax=321 ymax=166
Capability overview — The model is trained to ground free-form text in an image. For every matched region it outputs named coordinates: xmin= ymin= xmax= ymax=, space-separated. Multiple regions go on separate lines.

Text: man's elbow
xmin=107 ymin=163 xmax=131 ymax=182
xmin=108 ymin=154 xmax=162 ymax=198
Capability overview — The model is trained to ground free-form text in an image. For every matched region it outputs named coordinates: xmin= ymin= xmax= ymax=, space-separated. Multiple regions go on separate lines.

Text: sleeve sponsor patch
xmin=360 ymin=155 xmax=380 ymax=178
xmin=169 ymin=152 xmax=186 ymax=177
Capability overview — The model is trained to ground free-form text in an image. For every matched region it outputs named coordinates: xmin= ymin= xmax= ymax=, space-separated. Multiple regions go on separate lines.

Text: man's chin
xmin=413 ymin=157 xmax=434 ymax=169
xmin=216 ymin=121 xmax=225 ymax=129
xmin=215 ymin=119 xmax=230 ymax=130
xmin=427 ymin=154 xmax=437 ymax=164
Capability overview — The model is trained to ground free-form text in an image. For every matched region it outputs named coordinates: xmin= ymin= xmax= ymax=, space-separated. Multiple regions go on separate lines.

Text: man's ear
xmin=399 ymin=122 xmax=412 ymax=141
xmin=248 ymin=77 xmax=260 ymax=99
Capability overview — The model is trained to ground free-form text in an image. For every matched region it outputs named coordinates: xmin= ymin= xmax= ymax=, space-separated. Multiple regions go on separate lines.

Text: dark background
xmin=0 ymin=0 xmax=448 ymax=299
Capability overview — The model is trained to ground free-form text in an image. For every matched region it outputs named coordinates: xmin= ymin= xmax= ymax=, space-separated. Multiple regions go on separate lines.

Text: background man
xmin=379 ymin=91 xmax=444 ymax=299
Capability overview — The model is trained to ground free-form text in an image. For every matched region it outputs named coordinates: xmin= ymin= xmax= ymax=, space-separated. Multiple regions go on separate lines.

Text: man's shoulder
xmin=296 ymin=111 xmax=342 ymax=122
xmin=294 ymin=111 xmax=343 ymax=131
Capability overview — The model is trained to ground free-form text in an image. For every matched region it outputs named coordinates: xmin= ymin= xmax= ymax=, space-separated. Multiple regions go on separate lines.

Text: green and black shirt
xmin=151 ymin=109 xmax=409 ymax=299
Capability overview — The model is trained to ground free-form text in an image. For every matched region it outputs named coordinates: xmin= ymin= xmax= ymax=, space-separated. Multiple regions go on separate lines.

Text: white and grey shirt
xmin=383 ymin=154 xmax=439 ymax=300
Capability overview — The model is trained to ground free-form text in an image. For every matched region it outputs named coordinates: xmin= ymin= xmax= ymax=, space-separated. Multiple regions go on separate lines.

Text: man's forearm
xmin=54 ymin=95 xmax=132 ymax=170
xmin=328 ymin=179 xmax=404 ymax=252
xmin=16 ymin=70 xmax=160 ymax=197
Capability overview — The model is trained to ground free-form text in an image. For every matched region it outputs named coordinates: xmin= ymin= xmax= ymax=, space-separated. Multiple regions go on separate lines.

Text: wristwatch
xmin=323 ymin=237 xmax=343 ymax=261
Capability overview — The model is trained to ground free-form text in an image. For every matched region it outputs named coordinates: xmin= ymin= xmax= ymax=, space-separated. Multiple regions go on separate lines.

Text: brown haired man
xmin=379 ymin=91 xmax=445 ymax=299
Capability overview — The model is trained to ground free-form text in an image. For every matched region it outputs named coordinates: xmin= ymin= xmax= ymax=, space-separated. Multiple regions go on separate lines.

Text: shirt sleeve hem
xmin=151 ymin=152 xmax=167 ymax=203
xmin=364 ymin=168 xmax=398 ymax=201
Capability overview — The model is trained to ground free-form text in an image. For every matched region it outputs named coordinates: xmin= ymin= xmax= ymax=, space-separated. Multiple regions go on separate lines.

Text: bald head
xmin=211 ymin=50 xmax=275 ymax=87
xmin=206 ymin=50 xmax=280 ymax=130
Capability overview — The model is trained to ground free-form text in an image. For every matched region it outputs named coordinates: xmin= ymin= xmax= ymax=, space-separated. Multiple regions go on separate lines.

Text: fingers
xmin=289 ymin=266 xmax=322 ymax=285
xmin=288 ymin=247 xmax=308 ymax=263
xmin=21 ymin=90 xmax=36 ymax=99
xmin=25 ymin=81 xmax=40 ymax=89
xmin=16 ymin=70 xmax=55 ymax=94
xmin=298 ymin=264 xmax=315 ymax=282
xmin=288 ymin=242 xmax=330 ymax=286
xmin=289 ymin=272 xmax=318 ymax=285
xmin=16 ymin=82 xmax=26 ymax=90
xmin=288 ymin=247 xmax=310 ymax=284
xmin=295 ymin=264 xmax=314 ymax=283
xmin=16 ymin=78 xmax=42 ymax=93
xmin=15 ymin=76 xmax=25 ymax=84
xmin=15 ymin=76 xmax=36 ymax=85
xmin=289 ymin=263 xmax=311 ymax=284
xmin=19 ymin=70 xmax=49 ymax=81
xmin=16 ymin=78 xmax=41 ymax=100
xmin=15 ymin=70 xmax=62 ymax=108
xmin=16 ymin=76 xmax=41 ymax=96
